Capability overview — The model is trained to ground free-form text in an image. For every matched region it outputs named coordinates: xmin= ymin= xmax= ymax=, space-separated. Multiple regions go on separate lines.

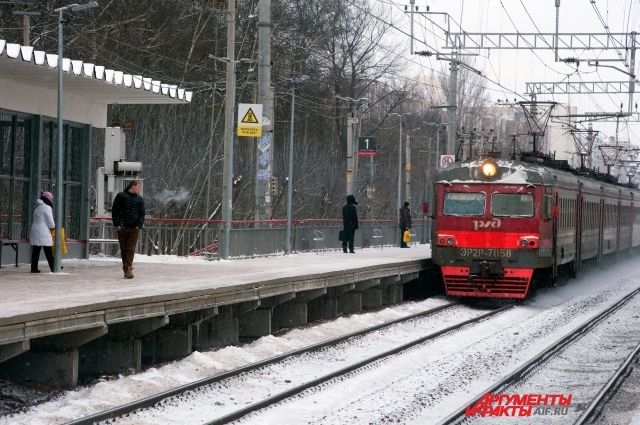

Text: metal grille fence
xmin=90 ymin=218 xmax=432 ymax=259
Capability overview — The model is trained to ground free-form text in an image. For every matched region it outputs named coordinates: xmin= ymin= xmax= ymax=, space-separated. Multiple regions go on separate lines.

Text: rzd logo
xmin=473 ymin=218 xmax=501 ymax=230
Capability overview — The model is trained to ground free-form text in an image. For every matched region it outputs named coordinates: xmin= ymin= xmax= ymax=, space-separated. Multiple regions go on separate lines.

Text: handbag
xmin=403 ymin=230 xmax=411 ymax=244
xmin=51 ymin=228 xmax=68 ymax=255
xmin=338 ymin=230 xmax=345 ymax=241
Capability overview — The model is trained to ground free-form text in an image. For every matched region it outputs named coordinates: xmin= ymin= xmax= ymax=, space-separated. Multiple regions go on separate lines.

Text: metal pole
xmin=23 ymin=15 xmax=30 ymax=46
xmin=436 ymin=126 xmax=440 ymax=168
xmin=629 ymin=32 xmax=636 ymax=115
xmin=405 ymin=133 xmax=411 ymax=206
xmin=255 ymin=0 xmax=273 ymax=221
xmin=346 ymin=104 xmax=355 ymax=195
xmin=397 ymin=116 xmax=403 ymax=228
xmin=555 ymin=0 xmax=560 ymax=62
xmin=221 ymin=1 xmax=236 ymax=259
xmin=54 ymin=9 xmax=64 ymax=272
xmin=447 ymin=60 xmax=458 ymax=156
xmin=409 ymin=0 xmax=415 ymax=55
xmin=285 ymin=83 xmax=295 ymax=255
xmin=205 ymin=83 xmax=216 ymax=221
xmin=421 ymin=170 xmax=426 ymax=244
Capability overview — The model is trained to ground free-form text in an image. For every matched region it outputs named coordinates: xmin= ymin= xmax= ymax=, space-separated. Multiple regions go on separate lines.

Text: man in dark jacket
xmin=399 ymin=201 xmax=412 ymax=248
xmin=112 ymin=180 xmax=145 ymax=279
xmin=342 ymin=195 xmax=358 ymax=253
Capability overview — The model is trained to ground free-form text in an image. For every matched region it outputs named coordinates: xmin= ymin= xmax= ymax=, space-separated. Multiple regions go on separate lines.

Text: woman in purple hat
xmin=29 ymin=191 xmax=56 ymax=273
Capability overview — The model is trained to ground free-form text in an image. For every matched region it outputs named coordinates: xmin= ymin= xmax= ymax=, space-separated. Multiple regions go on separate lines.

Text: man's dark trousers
xmin=342 ymin=230 xmax=355 ymax=253
xmin=117 ymin=227 xmax=139 ymax=271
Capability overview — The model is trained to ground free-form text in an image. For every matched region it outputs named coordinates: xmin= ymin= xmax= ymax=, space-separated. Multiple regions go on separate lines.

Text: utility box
xmin=96 ymin=127 xmax=143 ymax=215
xmin=104 ymin=127 xmax=126 ymax=174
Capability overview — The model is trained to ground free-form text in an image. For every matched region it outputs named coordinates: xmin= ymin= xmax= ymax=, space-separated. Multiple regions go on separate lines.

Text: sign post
xmin=440 ymin=154 xmax=455 ymax=167
xmin=357 ymin=136 xmax=378 ymax=157
xmin=237 ymin=103 xmax=263 ymax=137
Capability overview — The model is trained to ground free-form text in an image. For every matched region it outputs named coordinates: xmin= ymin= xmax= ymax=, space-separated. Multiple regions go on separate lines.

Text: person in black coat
xmin=342 ymin=195 xmax=358 ymax=253
xmin=399 ymin=201 xmax=412 ymax=248
xmin=112 ymin=180 xmax=145 ymax=279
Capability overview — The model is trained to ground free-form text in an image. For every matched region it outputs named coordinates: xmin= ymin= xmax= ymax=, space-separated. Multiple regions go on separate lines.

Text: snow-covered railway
xmin=443 ymin=286 xmax=640 ymax=424
xmin=576 ymin=340 xmax=640 ymax=424
xmin=67 ymin=302 xmax=509 ymax=424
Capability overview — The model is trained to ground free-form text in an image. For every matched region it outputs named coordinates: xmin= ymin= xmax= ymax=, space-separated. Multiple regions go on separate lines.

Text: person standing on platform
xmin=342 ymin=195 xmax=359 ymax=253
xmin=112 ymin=180 xmax=145 ymax=279
xmin=399 ymin=201 xmax=412 ymax=248
xmin=30 ymin=191 xmax=56 ymax=273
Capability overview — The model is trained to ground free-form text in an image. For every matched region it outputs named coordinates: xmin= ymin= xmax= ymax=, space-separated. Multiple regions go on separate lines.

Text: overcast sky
xmin=383 ymin=0 xmax=640 ymax=143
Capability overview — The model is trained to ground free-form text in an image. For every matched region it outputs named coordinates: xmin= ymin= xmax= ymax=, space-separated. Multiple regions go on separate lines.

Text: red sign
xmin=358 ymin=151 xmax=378 ymax=157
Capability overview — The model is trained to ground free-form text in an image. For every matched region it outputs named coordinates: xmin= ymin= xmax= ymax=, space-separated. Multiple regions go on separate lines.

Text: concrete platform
xmin=0 ymin=246 xmax=431 ymax=386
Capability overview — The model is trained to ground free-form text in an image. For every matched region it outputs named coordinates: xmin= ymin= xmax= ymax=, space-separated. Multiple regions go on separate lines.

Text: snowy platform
xmin=0 ymin=246 xmax=430 ymax=325
xmin=0 ymin=246 xmax=431 ymax=384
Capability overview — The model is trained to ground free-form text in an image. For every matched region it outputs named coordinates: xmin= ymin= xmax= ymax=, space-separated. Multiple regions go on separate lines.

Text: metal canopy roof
xmin=0 ymin=39 xmax=192 ymax=105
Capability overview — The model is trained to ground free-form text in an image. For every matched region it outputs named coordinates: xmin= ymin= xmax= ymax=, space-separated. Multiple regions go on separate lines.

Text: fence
xmin=89 ymin=217 xmax=432 ymax=259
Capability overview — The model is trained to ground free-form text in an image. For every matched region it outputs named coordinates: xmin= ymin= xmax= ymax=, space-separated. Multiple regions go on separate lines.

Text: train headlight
xmin=518 ymin=236 xmax=538 ymax=249
xmin=437 ymin=234 xmax=456 ymax=247
xmin=480 ymin=160 xmax=498 ymax=178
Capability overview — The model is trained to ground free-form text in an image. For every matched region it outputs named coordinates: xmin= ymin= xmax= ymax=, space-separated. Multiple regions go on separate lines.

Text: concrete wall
xmin=0 ymin=276 xmax=414 ymax=388
xmin=0 ymin=238 xmax=87 ymax=268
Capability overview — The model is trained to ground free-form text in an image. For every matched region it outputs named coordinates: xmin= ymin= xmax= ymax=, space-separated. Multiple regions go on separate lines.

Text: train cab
xmin=431 ymin=159 xmax=554 ymax=299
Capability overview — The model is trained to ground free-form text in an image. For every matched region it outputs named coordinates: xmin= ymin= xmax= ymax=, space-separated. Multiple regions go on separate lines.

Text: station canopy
xmin=0 ymin=39 xmax=192 ymax=105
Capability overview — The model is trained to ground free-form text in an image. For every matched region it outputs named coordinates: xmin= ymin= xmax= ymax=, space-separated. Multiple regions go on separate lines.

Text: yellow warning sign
xmin=238 ymin=126 xmax=262 ymax=137
xmin=237 ymin=103 xmax=263 ymax=137
xmin=241 ymin=108 xmax=259 ymax=124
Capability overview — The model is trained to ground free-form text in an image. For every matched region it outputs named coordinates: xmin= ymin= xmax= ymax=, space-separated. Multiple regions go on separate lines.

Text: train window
xmin=544 ymin=195 xmax=552 ymax=218
xmin=443 ymin=192 xmax=485 ymax=216
xmin=491 ymin=193 xmax=534 ymax=217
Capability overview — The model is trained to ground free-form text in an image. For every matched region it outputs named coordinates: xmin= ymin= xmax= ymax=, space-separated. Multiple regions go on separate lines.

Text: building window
xmin=41 ymin=121 xmax=84 ymax=239
xmin=0 ymin=112 xmax=32 ymax=239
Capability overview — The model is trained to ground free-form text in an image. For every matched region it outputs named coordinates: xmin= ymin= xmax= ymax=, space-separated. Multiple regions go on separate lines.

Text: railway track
xmin=66 ymin=301 xmax=512 ymax=425
xmin=574 ymin=340 xmax=640 ymax=424
xmin=437 ymin=286 xmax=640 ymax=425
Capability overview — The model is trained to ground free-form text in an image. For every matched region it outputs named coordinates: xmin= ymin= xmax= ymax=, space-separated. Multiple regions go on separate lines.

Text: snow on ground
xmin=3 ymin=256 xmax=640 ymax=424
xmin=463 ymin=293 xmax=640 ymax=424
xmin=232 ymin=260 xmax=640 ymax=425
xmin=0 ymin=298 xmax=451 ymax=425
xmin=0 ymin=245 xmax=430 ymax=321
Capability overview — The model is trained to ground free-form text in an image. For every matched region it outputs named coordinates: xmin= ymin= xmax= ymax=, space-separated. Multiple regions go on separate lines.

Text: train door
xmin=616 ymin=193 xmax=622 ymax=259
xmin=626 ymin=197 xmax=634 ymax=255
xmin=575 ymin=189 xmax=583 ymax=274
xmin=552 ymin=191 xmax=559 ymax=282
xmin=598 ymin=197 xmax=604 ymax=264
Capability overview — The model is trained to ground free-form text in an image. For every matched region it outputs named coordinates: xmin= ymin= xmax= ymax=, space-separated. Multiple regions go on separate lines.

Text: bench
xmin=312 ymin=230 xmax=325 ymax=253
xmin=372 ymin=228 xmax=384 ymax=249
xmin=89 ymin=238 xmax=120 ymax=256
xmin=0 ymin=239 xmax=19 ymax=268
xmin=89 ymin=238 xmax=120 ymax=244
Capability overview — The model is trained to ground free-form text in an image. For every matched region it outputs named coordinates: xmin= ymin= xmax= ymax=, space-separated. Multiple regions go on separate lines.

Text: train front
xmin=431 ymin=159 xmax=552 ymax=299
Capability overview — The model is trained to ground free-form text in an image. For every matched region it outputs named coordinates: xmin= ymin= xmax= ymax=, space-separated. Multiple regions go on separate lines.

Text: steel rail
xmin=204 ymin=305 xmax=513 ymax=425
xmin=574 ymin=340 xmax=640 ymax=424
xmin=66 ymin=301 xmax=462 ymax=425
xmin=437 ymin=287 xmax=640 ymax=425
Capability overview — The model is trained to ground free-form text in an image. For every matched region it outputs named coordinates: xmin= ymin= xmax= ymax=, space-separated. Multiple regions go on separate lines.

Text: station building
xmin=0 ymin=39 xmax=191 ymax=266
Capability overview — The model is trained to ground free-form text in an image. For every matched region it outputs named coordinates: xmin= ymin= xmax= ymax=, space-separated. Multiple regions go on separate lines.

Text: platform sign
xmin=237 ymin=103 xmax=263 ymax=137
xmin=440 ymin=154 xmax=455 ymax=167
xmin=358 ymin=136 xmax=378 ymax=157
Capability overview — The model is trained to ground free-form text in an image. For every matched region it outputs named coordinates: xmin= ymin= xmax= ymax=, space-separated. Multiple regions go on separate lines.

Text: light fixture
xmin=480 ymin=159 xmax=499 ymax=178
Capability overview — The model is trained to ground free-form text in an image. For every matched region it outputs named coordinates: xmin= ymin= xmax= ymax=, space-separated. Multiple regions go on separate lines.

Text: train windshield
xmin=491 ymin=193 xmax=534 ymax=217
xmin=443 ymin=192 xmax=485 ymax=216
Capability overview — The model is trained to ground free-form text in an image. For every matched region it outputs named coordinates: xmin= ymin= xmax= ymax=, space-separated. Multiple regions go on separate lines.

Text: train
xmin=430 ymin=157 xmax=640 ymax=299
